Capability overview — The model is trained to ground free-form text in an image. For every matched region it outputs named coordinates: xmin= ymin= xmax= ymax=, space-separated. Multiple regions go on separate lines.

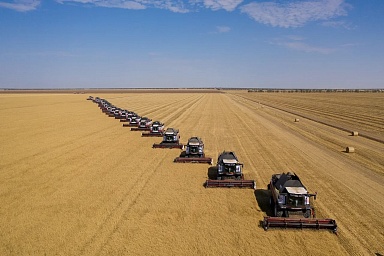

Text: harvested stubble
xmin=0 ymin=92 xmax=383 ymax=256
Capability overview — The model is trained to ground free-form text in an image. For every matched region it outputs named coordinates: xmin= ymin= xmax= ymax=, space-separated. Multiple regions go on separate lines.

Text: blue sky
xmin=0 ymin=0 xmax=383 ymax=89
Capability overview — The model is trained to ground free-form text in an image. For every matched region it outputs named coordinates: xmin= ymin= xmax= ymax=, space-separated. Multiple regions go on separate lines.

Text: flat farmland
xmin=0 ymin=91 xmax=383 ymax=255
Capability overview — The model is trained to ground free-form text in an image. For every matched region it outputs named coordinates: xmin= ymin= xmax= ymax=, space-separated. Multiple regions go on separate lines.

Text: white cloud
xmin=56 ymin=0 xmax=146 ymax=10
xmin=0 ymin=0 xmax=242 ymax=12
xmin=0 ymin=0 xmax=40 ymax=11
xmin=322 ymin=20 xmax=355 ymax=30
xmin=240 ymin=0 xmax=350 ymax=28
xmin=202 ymin=0 xmax=243 ymax=11
xmin=55 ymin=0 xmax=192 ymax=12
xmin=271 ymin=36 xmax=335 ymax=54
xmin=216 ymin=26 xmax=231 ymax=33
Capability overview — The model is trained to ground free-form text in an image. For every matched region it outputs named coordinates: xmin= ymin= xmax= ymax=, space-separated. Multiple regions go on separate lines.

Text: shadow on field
xmin=178 ymin=151 xmax=187 ymax=157
xmin=254 ymin=188 xmax=273 ymax=217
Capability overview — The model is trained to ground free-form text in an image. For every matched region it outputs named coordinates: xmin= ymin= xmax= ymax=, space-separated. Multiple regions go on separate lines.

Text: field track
xmin=0 ymin=91 xmax=383 ymax=255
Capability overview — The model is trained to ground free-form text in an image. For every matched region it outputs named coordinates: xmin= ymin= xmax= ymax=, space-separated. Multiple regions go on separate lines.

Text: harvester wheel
xmin=303 ymin=209 xmax=311 ymax=218
xmin=274 ymin=205 xmax=283 ymax=217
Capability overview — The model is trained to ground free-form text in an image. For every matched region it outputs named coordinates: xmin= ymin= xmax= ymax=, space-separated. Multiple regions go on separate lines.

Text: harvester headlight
xmin=198 ymin=147 xmax=203 ymax=153
xmin=218 ymin=165 xmax=223 ymax=173
xmin=173 ymin=136 xmax=177 ymax=141
xmin=186 ymin=147 xmax=190 ymax=154
xmin=235 ymin=165 xmax=241 ymax=173
xmin=305 ymin=196 xmax=309 ymax=205
xmin=278 ymin=195 xmax=285 ymax=204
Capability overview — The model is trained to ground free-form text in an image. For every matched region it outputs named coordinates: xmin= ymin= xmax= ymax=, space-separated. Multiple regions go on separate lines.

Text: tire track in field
xmin=79 ymin=151 xmax=169 ymax=256
xmin=231 ymin=94 xmax=384 ymax=174
xmin=234 ymin=93 xmax=384 ymax=144
xmin=146 ymin=94 xmax=205 ymax=127
xmin=0 ymin=102 xmax=120 ymax=176
xmin=228 ymin=94 xmax=384 ymax=255
xmin=111 ymin=94 xmax=198 ymax=119
xmin=208 ymin=94 xmax=348 ymax=255
xmin=240 ymin=93 xmax=384 ymax=130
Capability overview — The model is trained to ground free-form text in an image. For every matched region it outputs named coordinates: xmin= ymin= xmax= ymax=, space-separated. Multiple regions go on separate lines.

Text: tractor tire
xmin=303 ymin=209 xmax=311 ymax=218
xmin=274 ymin=204 xmax=283 ymax=217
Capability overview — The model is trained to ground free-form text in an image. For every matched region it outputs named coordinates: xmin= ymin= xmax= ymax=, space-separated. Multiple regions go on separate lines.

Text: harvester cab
xmin=174 ymin=137 xmax=212 ymax=164
xmin=131 ymin=117 xmax=152 ymax=131
xmin=142 ymin=121 xmax=164 ymax=137
xmin=263 ymin=172 xmax=337 ymax=233
xmin=139 ymin=117 xmax=152 ymax=128
xmin=269 ymin=172 xmax=316 ymax=218
xmin=123 ymin=115 xmax=141 ymax=127
xmin=119 ymin=111 xmax=132 ymax=122
xmin=150 ymin=121 xmax=164 ymax=133
xmin=152 ymin=128 xmax=183 ymax=149
xmin=205 ymin=151 xmax=255 ymax=189
xmin=185 ymin=137 xmax=204 ymax=155
xmin=217 ymin=151 xmax=243 ymax=180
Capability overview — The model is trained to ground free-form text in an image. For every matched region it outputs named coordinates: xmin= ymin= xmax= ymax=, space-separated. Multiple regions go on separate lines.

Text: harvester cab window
xmin=288 ymin=196 xmax=304 ymax=207
xmin=226 ymin=165 xmax=235 ymax=173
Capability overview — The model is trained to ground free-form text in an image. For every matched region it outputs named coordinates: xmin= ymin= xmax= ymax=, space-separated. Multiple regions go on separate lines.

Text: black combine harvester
xmin=142 ymin=121 xmax=165 ymax=137
xmin=152 ymin=128 xmax=183 ymax=149
xmin=205 ymin=151 xmax=255 ymax=189
xmin=174 ymin=137 xmax=212 ymax=164
xmin=263 ymin=172 xmax=337 ymax=233
xmin=131 ymin=117 xmax=152 ymax=131
xmin=123 ymin=115 xmax=141 ymax=127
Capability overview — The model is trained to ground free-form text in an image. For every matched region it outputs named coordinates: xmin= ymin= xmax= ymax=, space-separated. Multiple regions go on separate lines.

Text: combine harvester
xmin=174 ymin=137 xmax=212 ymax=164
xmin=131 ymin=117 xmax=152 ymax=131
xmin=152 ymin=128 xmax=183 ymax=149
xmin=114 ymin=109 xmax=128 ymax=120
xmin=263 ymin=172 xmax=337 ymax=233
xmin=119 ymin=112 xmax=134 ymax=123
xmin=205 ymin=151 xmax=255 ymax=189
xmin=142 ymin=121 xmax=165 ymax=137
xmin=123 ymin=115 xmax=141 ymax=127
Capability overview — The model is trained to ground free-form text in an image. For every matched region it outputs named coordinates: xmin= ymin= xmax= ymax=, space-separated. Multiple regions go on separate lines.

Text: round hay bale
xmin=346 ymin=147 xmax=355 ymax=153
xmin=351 ymin=131 xmax=359 ymax=136
xmin=295 ymin=118 xmax=300 ymax=122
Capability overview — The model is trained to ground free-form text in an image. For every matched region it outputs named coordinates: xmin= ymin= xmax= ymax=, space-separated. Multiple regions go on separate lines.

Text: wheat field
xmin=0 ymin=91 xmax=383 ymax=255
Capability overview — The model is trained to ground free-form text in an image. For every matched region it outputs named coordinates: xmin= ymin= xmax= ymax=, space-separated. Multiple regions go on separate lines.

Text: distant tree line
xmin=246 ymin=89 xmax=384 ymax=93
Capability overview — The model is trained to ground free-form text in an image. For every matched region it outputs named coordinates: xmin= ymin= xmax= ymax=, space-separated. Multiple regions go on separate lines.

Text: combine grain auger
xmin=152 ymin=128 xmax=183 ymax=149
xmin=204 ymin=151 xmax=255 ymax=189
xmin=264 ymin=172 xmax=337 ymax=233
xmin=142 ymin=121 xmax=165 ymax=137
xmin=174 ymin=137 xmax=212 ymax=164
